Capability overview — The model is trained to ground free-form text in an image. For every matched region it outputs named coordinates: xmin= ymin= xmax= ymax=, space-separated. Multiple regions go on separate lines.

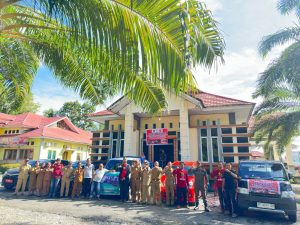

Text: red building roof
xmin=0 ymin=113 xmax=91 ymax=144
xmin=191 ymin=91 xmax=254 ymax=108
xmin=88 ymin=110 xmax=115 ymax=117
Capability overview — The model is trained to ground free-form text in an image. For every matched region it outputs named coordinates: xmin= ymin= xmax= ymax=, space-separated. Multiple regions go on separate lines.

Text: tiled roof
xmin=191 ymin=91 xmax=254 ymax=108
xmin=88 ymin=110 xmax=115 ymax=117
xmin=0 ymin=113 xmax=91 ymax=144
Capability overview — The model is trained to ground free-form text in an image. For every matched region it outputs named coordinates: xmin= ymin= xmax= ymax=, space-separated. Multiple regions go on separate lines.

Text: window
xmin=12 ymin=130 xmax=15 ymax=134
xmin=111 ymin=125 xmax=115 ymax=130
xmin=238 ymin=146 xmax=249 ymax=153
xmin=152 ymin=123 xmax=156 ymax=129
xmin=237 ymin=137 xmax=248 ymax=143
xmin=202 ymin=121 xmax=207 ymax=126
xmin=4 ymin=130 xmax=7 ymax=134
xmin=179 ymin=122 xmax=180 ymax=128
xmin=236 ymin=127 xmax=247 ymax=134
xmin=212 ymin=120 xmax=216 ymax=126
xmin=8 ymin=130 xmax=12 ymax=134
xmin=197 ymin=120 xmax=200 ymax=126
xmin=223 ymin=146 xmax=234 ymax=153
xmin=47 ymin=150 xmax=56 ymax=160
xmin=76 ymin=153 xmax=82 ymax=161
xmin=4 ymin=149 xmax=17 ymax=160
xmin=54 ymin=143 xmax=57 ymax=147
xmin=168 ymin=131 xmax=177 ymax=136
xmin=201 ymin=138 xmax=208 ymax=162
xmin=16 ymin=130 xmax=19 ymax=134
xmin=118 ymin=124 xmax=122 ymax=130
xmin=211 ymin=128 xmax=218 ymax=136
xmin=229 ymin=112 xmax=236 ymax=125
xmin=221 ymin=128 xmax=232 ymax=134
xmin=19 ymin=150 xmax=33 ymax=160
xmin=145 ymin=124 xmax=148 ymax=129
xmin=31 ymin=141 xmax=34 ymax=146
xmin=200 ymin=129 xmax=207 ymax=137
xmin=212 ymin=138 xmax=219 ymax=162
xmin=222 ymin=137 xmax=233 ymax=143
xmin=224 ymin=156 xmax=235 ymax=163
xmin=169 ymin=123 xmax=173 ymax=129
xmin=239 ymin=156 xmax=250 ymax=161
xmin=161 ymin=123 xmax=165 ymax=128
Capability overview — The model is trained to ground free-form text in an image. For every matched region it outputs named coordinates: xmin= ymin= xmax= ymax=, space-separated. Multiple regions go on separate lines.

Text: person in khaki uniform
xmin=14 ymin=158 xmax=31 ymax=195
xmin=28 ymin=161 xmax=39 ymax=195
xmin=60 ymin=161 xmax=74 ymax=197
xmin=35 ymin=162 xmax=46 ymax=196
xmin=141 ymin=160 xmax=151 ymax=204
xmin=164 ymin=161 xmax=175 ymax=206
xmin=72 ymin=162 xmax=84 ymax=199
xmin=150 ymin=161 xmax=162 ymax=206
xmin=131 ymin=160 xmax=142 ymax=203
xmin=42 ymin=162 xmax=53 ymax=196
xmin=190 ymin=161 xmax=210 ymax=212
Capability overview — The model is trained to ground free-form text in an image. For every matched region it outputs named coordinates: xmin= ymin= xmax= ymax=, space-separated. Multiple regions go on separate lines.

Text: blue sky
xmin=32 ymin=0 xmax=297 ymax=114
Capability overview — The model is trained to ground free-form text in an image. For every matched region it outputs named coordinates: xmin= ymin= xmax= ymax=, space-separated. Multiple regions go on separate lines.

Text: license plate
xmin=257 ymin=202 xmax=275 ymax=209
xmin=5 ymin=179 xmax=13 ymax=184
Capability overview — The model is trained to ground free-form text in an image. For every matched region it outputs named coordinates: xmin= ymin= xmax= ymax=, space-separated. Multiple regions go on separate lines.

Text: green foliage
xmin=43 ymin=101 xmax=97 ymax=131
xmin=254 ymin=0 xmax=300 ymax=157
xmin=0 ymin=0 xmax=225 ymax=114
xmin=0 ymin=163 xmax=20 ymax=174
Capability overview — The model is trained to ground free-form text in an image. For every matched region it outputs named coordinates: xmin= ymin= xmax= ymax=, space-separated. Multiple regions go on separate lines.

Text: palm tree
xmin=0 ymin=0 xmax=225 ymax=114
xmin=253 ymin=0 xmax=300 ymax=158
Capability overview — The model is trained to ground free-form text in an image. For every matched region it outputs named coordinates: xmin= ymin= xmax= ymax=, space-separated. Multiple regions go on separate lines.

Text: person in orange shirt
xmin=72 ymin=161 xmax=84 ymax=199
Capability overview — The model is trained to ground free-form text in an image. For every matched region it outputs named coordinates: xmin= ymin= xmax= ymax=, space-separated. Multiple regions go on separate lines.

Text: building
xmin=0 ymin=112 xmax=91 ymax=163
xmin=88 ymin=91 xmax=257 ymax=169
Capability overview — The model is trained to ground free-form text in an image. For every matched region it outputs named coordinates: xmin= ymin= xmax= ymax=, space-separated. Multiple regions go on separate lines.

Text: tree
xmin=43 ymin=101 xmax=96 ymax=131
xmin=0 ymin=0 xmax=225 ymax=114
xmin=253 ymin=0 xmax=300 ymax=158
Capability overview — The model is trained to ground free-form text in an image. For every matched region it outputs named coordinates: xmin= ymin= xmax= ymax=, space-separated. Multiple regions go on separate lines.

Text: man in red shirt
xmin=117 ymin=157 xmax=131 ymax=202
xmin=210 ymin=161 xmax=225 ymax=213
xmin=173 ymin=161 xmax=188 ymax=209
xmin=49 ymin=158 xmax=64 ymax=198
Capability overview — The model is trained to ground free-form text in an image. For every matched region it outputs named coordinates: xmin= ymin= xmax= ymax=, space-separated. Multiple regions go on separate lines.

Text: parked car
xmin=1 ymin=159 xmax=69 ymax=190
xmin=237 ymin=160 xmax=297 ymax=222
xmin=161 ymin=161 xmax=196 ymax=205
xmin=100 ymin=157 xmax=147 ymax=196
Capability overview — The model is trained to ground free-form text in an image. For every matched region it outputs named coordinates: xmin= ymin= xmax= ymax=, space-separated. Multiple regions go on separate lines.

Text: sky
xmin=32 ymin=0 xmax=298 ymax=114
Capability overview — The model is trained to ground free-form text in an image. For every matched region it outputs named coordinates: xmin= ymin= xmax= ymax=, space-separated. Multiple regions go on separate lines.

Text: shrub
xmin=0 ymin=163 xmax=20 ymax=174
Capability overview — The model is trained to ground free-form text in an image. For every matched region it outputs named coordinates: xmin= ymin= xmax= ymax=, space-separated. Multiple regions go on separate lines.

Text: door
xmin=153 ymin=142 xmax=174 ymax=167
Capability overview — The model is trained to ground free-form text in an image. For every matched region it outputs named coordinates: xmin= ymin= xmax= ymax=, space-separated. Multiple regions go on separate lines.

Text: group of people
xmin=13 ymin=158 xmax=108 ymax=199
xmin=13 ymin=157 xmax=240 ymax=218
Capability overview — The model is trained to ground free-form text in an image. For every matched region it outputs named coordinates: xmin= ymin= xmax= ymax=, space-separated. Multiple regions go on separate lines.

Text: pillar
xmin=179 ymin=101 xmax=190 ymax=161
xmin=124 ymin=107 xmax=136 ymax=156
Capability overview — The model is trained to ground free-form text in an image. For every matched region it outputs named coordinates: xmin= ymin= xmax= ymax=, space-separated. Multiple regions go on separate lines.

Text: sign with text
xmin=146 ymin=128 xmax=168 ymax=145
xmin=248 ymin=179 xmax=280 ymax=195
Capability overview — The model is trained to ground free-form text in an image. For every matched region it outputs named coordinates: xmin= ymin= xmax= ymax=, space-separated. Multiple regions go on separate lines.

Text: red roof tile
xmin=0 ymin=113 xmax=91 ymax=144
xmin=88 ymin=110 xmax=115 ymax=117
xmin=191 ymin=91 xmax=254 ymax=108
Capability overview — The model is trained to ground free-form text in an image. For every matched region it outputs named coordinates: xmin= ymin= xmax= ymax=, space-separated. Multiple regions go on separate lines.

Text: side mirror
xmin=288 ymin=173 xmax=293 ymax=180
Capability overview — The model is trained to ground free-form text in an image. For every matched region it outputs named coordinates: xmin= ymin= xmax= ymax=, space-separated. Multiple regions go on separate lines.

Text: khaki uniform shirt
xmin=191 ymin=167 xmax=208 ymax=189
xmin=150 ymin=167 xmax=162 ymax=183
xmin=19 ymin=164 xmax=31 ymax=178
xmin=164 ymin=166 xmax=175 ymax=186
xmin=141 ymin=167 xmax=151 ymax=186
xmin=44 ymin=168 xmax=53 ymax=181
xmin=74 ymin=168 xmax=84 ymax=183
xmin=30 ymin=166 xmax=39 ymax=176
xmin=62 ymin=167 xmax=74 ymax=180
xmin=131 ymin=165 xmax=141 ymax=180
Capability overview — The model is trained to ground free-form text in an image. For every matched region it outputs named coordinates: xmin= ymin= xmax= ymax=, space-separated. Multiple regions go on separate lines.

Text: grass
xmin=0 ymin=163 xmax=20 ymax=174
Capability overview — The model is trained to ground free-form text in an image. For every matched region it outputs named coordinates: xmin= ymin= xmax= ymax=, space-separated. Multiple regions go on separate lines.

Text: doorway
xmin=153 ymin=143 xmax=174 ymax=167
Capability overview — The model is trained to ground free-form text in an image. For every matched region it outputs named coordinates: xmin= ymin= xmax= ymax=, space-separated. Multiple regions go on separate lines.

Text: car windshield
xmin=105 ymin=159 xmax=134 ymax=170
xmin=239 ymin=162 xmax=288 ymax=181
xmin=172 ymin=165 xmax=194 ymax=175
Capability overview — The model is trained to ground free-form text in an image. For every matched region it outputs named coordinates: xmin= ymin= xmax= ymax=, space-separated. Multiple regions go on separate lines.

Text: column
xmin=124 ymin=107 xmax=136 ymax=156
xmin=179 ymin=101 xmax=190 ymax=161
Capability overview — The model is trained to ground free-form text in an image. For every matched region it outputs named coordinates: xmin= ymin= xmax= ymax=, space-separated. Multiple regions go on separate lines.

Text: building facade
xmin=0 ymin=113 xmax=91 ymax=163
xmin=89 ymin=91 xmax=256 ymax=168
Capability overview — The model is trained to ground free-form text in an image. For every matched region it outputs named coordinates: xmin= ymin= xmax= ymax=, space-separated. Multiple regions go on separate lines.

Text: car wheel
xmin=288 ymin=213 xmax=297 ymax=223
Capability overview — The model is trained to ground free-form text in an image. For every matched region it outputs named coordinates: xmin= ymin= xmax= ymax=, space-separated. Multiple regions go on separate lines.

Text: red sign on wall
xmin=146 ymin=128 xmax=168 ymax=145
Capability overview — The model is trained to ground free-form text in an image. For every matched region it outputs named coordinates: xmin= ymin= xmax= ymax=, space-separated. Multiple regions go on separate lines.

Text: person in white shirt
xmin=82 ymin=158 xmax=94 ymax=198
xmin=90 ymin=163 xmax=108 ymax=199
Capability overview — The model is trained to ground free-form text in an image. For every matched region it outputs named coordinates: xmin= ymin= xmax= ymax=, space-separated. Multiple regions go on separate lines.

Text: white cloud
xmin=202 ymin=0 xmax=223 ymax=13
xmin=194 ymin=44 xmax=287 ymax=104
